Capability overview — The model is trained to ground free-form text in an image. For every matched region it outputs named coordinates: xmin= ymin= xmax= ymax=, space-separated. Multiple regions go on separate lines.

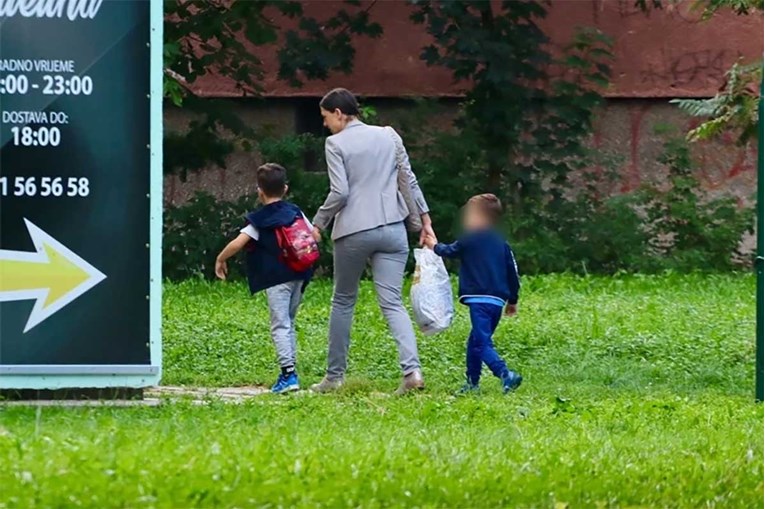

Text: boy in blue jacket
xmin=215 ymin=163 xmax=313 ymax=394
xmin=424 ymin=193 xmax=523 ymax=394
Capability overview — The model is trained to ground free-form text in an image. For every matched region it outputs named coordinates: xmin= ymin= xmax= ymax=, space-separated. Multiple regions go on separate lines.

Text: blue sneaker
xmin=501 ymin=370 xmax=523 ymax=394
xmin=271 ymin=373 xmax=299 ymax=394
xmin=456 ymin=379 xmax=480 ymax=395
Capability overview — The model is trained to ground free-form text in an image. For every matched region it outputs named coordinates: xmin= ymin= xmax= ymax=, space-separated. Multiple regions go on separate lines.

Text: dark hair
xmin=256 ymin=163 xmax=287 ymax=198
xmin=320 ymin=88 xmax=360 ymax=116
xmin=468 ymin=193 xmax=503 ymax=223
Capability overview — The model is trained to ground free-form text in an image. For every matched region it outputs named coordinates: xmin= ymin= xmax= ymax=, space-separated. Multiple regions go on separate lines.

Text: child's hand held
xmin=505 ymin=304 xmax=517 ymax=317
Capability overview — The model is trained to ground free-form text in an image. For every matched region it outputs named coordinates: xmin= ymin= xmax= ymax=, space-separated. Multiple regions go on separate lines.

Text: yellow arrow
xmin=0 ymin=220 xmax=106 ymax=332
xmin=1 ymin=243 xmax=90 ymax=307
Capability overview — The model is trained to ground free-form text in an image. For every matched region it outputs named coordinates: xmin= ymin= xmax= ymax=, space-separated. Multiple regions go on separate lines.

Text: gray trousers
xmin=266 ymin=280 xmax=304 ymax=368
xmin=327 ymin=222 xmax=420 ymax=380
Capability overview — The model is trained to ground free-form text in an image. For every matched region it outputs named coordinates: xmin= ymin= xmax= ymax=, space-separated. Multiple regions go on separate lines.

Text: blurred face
xmin=462 ymin=203 xmax=492 ymax=231
xmin=321 ymin=107 xmax=350 ymax=134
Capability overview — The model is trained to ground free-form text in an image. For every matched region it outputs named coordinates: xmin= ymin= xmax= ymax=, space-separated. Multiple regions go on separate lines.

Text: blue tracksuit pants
xmin=466 ymin=303 xmax=509 ymax=384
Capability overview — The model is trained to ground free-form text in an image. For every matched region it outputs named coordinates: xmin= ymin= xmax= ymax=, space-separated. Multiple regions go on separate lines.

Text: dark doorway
xmin=294 ymin=98 xmax=325 ymax=171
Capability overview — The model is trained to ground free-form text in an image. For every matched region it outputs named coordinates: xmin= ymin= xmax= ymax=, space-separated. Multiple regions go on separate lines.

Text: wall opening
xmin=295 ymin=97 xmax=325 ymax=171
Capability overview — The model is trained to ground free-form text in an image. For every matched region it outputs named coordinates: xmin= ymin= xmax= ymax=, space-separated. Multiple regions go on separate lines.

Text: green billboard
xmin=0 ymin=0 xmax=162 ymax=389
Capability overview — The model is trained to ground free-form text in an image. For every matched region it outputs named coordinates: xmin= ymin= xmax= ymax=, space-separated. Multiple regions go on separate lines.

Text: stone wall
xmin=164 ymin=98 xmax=757 ymax=207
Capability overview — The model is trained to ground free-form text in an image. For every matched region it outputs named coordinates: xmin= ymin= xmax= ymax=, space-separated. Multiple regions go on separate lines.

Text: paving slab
xmin=0 ymin=385 xmax=271 ymax=407
xmin=145 ymin=385 xmax=270 ymax=400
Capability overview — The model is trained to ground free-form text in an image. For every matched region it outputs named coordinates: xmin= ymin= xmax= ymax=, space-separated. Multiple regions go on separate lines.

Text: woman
xmin=310 ymin=88 xmax=435 ymax=395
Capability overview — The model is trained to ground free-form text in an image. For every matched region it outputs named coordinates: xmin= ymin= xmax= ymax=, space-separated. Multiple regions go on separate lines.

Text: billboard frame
xmin=0 ymin=0 xmax=163 ymax=390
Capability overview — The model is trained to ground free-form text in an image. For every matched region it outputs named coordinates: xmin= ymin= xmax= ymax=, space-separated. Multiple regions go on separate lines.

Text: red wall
xmin=188 ymin=0 xmax=763 ymax=99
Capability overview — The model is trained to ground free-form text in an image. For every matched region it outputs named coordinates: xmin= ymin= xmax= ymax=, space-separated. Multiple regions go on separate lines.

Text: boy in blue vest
xmin=424 ymin=193 xmax=523 ymax=394
xmin=215 ymin=163 xmax=313 ymax=394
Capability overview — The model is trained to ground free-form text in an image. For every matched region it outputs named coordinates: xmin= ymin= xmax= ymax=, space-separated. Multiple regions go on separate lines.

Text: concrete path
xmin=1 ymin=385 xmax=271 ymax=407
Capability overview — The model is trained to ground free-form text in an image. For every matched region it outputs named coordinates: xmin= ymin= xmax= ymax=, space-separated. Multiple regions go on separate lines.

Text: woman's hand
xmin=312 ymin=226 xmax=322 ymax=243
xmin=419 ymin=214 xmax=435 ymax=247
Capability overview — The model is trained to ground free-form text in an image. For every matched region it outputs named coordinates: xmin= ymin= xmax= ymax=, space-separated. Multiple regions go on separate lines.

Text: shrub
xmin=164 ymin=192 xmax=253 ymax=281
xmin=164 ymin=130 xmax=754 ymax=280
xmin=639 ymin=137 xmax=755 ymax=271
xmin=405 ymin=128 xmax=753 ymax=275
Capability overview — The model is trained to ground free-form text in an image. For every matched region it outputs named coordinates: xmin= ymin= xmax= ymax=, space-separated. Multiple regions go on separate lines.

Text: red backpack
xmin=275 ymin=216 xmax=320 ymax=272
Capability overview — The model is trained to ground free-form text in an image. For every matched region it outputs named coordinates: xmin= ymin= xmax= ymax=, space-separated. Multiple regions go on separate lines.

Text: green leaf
xmin=421 ymin=45 xmax=441 ymax=65
xmin=244 ymin=21 xmax=277 ymax=46
xmin=590 ymin=49 xmax=613 ymax=61
xmin=565 ymin=55 xmax=589 ymax=69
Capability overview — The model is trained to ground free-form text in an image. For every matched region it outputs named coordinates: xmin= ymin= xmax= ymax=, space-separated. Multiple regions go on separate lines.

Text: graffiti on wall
xmin=602 ymin=0 xmax=704 ymax=23
xmin=609 ymin=103 xmax=756 ymax=196
xmin=640 ymin=49 xmax=743 ymax=87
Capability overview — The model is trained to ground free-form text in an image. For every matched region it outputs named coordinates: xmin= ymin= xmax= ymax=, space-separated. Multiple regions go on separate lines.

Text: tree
xmin=410 ymin=1 xmax=612 ymax=214
xmin=672 ymin=61 xmax=762 ymax=145
xmin=163 ymin=0 xmax=382 ymax=179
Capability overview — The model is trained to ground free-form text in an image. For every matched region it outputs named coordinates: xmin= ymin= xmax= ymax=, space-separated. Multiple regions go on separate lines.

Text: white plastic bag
xmin=410 ymin=248 xmax=454 ymax=335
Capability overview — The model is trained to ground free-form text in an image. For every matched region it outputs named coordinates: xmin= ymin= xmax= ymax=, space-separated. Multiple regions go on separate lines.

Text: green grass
xmin=1 ymin=273 xmax=762 ymax=508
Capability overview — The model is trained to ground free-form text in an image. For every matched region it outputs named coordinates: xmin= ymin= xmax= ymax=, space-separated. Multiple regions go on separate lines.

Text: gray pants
xmin=327 ymin=222 xmax=420 ymax=380
xmin=266 ymin=280 xmax=304 ymax=368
